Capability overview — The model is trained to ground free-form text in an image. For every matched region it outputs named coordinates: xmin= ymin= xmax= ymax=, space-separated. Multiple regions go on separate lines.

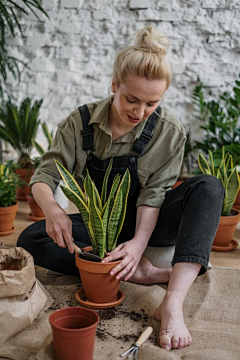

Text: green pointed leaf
xmin=108 ymin=169 xmax=131 ymax=251
xmin=222 ymin=169 xmax=240 ymax=216
xmin=54 ymin=159 xmax=87 ymax=203
xmin=101 ymin=157 xmax=113 ymax=206
xmin=198 ymin=154 xmax=211 ymax=174
xmin=89 ymin=186 xmax=105 ymax=259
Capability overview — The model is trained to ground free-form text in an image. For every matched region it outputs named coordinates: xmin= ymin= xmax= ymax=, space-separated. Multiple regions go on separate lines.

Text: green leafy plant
xmin=55 ymin=159 xmax=131 ymax=259
xmin=198 ymin=147 xmax=240 ymax=216
xmin=33 ymin=122 xmax=54 ymax=156
xmin=0 ymin=0 xmax=49 ymax=97
xmin=192 ymin=76 xmax=240 ymax=154
xmin=0 ymin=97 xmax=43 ymax=167
xmin=0 ymin=160 xmax=21 ymax=207
xmin=179 ymin=131 xmax=197 ymax=178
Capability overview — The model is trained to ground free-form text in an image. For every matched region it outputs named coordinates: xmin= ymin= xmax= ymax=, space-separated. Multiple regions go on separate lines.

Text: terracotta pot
xmin=233 ymin=189 xmax=240 ymax=210
xmin=0 ymin=202 xmax=18 ymax=236
xmin=75 ymin=247 xmax=121 ymax=304
xmin=49 ymin=307 xmax=99 ymax=360
xmin=171 ymin=177 xmax=190 ymax=189
xmin=26 ymin=194 xmax=45 ymax=221
xmin=16 ymin=168 xmax=34 ymax=201
xmin=213 ymin=208 xmax=240 ymax=248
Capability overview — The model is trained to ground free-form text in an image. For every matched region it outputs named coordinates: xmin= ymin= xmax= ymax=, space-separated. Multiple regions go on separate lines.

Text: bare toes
xmin=178 ymin=337 xmax=184 ymax=348
xmin=172 ymin=336 xmax=179 ymax=349
xmin=160 ymin=332 xmax=172 ymax=351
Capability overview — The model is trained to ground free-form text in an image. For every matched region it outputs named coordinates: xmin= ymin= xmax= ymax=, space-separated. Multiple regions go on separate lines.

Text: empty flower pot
xmin=49 ymin=307 xmax=100 ymax=360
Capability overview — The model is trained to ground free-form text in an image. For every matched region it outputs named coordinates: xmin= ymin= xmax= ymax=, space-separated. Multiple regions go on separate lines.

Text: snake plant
xmin=54 ymin=158 xmax=131 ymax=259
xmin=198 ymin=147 xmax=240 ymax=216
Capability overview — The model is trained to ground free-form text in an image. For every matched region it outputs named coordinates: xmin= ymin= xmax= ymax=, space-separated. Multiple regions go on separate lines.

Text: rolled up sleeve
xmin=30 ymin=116 xmax=77 ymax=192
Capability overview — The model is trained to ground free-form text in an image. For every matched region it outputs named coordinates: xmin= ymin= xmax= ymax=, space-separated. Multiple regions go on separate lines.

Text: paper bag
xmin=0 ymin=247 xmax=53 ymax=346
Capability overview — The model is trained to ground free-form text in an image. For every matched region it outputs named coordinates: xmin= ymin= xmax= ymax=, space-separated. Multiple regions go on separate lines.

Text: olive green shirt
xmin=31 ymin=96 xmax=186 ymax=208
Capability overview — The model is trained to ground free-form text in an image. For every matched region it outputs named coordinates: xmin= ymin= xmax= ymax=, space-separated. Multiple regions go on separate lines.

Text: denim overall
xmin=17 ymin=105 xmax=224 ymax=277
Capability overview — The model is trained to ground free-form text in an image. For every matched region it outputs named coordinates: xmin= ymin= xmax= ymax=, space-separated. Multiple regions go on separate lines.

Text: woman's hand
xmin=101 ymin=239 xmax=146 ymax=281
xmin=45 ymin=203 xmax=74 ymax=254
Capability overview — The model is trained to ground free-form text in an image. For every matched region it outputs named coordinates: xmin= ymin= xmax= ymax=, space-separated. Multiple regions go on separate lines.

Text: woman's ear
xmin=111 ymin=80 xmax=116 ymax=93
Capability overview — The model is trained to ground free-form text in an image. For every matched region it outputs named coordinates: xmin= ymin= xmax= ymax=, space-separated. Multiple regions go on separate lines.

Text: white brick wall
xmin=4 ymin=0 xmax=240 ymax=150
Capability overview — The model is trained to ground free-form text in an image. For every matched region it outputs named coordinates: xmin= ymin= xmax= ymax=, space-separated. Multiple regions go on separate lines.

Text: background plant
xmin=192 ymin=75 xmax=240 ymax=154
xmin=0 ymin=0 xmax=49 ymax=97
xmin=55 ymin=159 xmax=131 ymax=259
xmin=33 ymin=122 xmax=54 ymax=156
xmin=198 ymin=147 xmax=240 ymax=216
xmin=0 ymin=160 xmax=21 ymax=206
xmin=0 ymin=97 xmax=43 ymax=167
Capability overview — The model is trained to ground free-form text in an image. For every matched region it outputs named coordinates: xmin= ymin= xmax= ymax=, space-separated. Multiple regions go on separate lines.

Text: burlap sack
xmin=0 ymin=247 xmax=53 ymax=347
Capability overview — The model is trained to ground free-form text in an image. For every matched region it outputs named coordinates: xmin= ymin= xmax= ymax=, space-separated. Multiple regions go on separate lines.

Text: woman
xmin=18 ymin=26 xmax=224 ymax=351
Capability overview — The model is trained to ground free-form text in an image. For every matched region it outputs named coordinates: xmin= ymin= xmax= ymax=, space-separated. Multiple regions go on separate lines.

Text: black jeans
xmin=17 ymin=175 xmax=224 ymax=277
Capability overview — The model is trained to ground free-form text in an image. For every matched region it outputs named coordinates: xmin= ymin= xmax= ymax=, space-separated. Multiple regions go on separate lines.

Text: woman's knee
xmin=188 ymin=174 xmax=224 ymax=200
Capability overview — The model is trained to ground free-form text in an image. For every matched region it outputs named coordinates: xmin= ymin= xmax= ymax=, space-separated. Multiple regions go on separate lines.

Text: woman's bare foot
xmin=128 ymin=256 xmax=172 ymax=284
xmin=154 ymin=291 xmax=192 ymax=350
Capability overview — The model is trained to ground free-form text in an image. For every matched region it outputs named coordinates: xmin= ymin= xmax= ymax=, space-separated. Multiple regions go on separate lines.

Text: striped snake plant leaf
xmin=108 ymin=168 xmax=131 ymax=251
xmin=101 ymin=174 xmax=121 ymax=218
xmin=101 ymin=157 xmax=113 ymax=207
xmin=222 ymin=168 xmax=240 ymax=216
xmin=198 ymin=154 xmax=211 ymax=174
xmin=208 ymin=150 xmax=215 ymax=176
xmin=60 ymin=184 xmax=98 ymax=253
xmin=92 ymin=180 xmax=102 ymax=212
xmin=216 ymin=168 xmax=225 ymax=187
xmin=54 ymin=159 xmax=87 ymax=203
xmin=89 ymin=186 xmax=105 ymax=259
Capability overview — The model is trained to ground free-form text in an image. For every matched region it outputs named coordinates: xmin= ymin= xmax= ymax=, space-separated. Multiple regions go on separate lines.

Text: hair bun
xmin=134 ymin=26 xmax=169 ymax=55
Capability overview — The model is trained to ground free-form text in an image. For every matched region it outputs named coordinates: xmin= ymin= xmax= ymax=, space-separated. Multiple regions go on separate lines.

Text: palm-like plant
xmin=0 ymin=0 xmax=49 ymax=96
xmin=55 ymin=159 xmax=131 ymax=259
xmin=33 ymin=122 xmax=54 ymax=156
xmin=198 ymin=147 xmax=240 ymax=216
xmin=0 ymin=97 xmax=43 ymax=167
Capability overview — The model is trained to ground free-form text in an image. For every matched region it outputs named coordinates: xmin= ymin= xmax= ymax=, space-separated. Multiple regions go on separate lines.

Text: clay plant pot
xmin=49 ymin=307 xmax=99 ymax=360
xmin=213 ymin=208 xmax=240 ymax=248
xmin=0 ymin=202 xmax=18 ymax=236
xmin=16 ymin=168 xmax=34 ymax=201
xmin=233 ymin=189 xmax=240 ymax=210
xmin=75 ymin=247 xmax=121 ymax=304
xmin=26 ymin=194 xmax=45 ymax=221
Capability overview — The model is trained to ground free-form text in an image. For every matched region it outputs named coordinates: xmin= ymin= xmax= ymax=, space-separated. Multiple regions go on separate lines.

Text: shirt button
xmin=129 ymin=157 xmax=135 ymax=163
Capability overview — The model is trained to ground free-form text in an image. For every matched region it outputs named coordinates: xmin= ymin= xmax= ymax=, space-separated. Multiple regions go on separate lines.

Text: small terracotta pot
xmin=0 ymin=202 xmax=18 ymax=236
xmin=233 ymin=189 xmax=240 ymax=210
xmin=75 ymin=247 xmax=121 ymax=304
xmin=16 ymin=168 xmax=34 ymax=201
xmin=49 ymin=307 xmax=99 ymax=360
xmin=213 ymin=208 xmax=240 ymax=248
xmin=26 ymin=194 xmax=45 ymax=220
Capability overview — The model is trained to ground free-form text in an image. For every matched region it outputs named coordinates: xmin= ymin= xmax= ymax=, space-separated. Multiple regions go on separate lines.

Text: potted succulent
xmin=0 ymin=97 xmax=43 ymax=200
xmin=198 ymin=147 xmax=240 ymax=251
xmin=0 ymin=160 xmax=21 ymax=235
xmin=55 ymin=158 xmax=130 ymax=305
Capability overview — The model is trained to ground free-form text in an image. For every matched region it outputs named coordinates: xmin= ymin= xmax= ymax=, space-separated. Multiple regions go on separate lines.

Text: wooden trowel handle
xmin=73 ymin=242 xmax=81 ymax=254
xmin=135 ymin=326 xmax=153 ymax=347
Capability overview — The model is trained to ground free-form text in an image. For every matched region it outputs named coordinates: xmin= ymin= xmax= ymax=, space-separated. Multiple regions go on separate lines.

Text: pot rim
xmin=49 ymin=307 xmax=100 ymax=332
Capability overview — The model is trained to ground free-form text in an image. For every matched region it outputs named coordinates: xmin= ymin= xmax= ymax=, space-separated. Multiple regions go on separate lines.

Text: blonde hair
xmin=113 ymin=26 xmax=172 ymax=89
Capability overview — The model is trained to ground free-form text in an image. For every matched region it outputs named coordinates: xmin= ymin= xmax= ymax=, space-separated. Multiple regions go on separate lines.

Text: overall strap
xmin=78 ymin=104 xmax=95 ymax=151
xmin=132 ymin=106 xmax=161 ymax=155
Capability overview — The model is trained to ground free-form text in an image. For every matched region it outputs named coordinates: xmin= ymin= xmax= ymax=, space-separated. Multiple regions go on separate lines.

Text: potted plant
xmin=198 ymin=147 xmax=240 ymax=251
xmin=192 ymin=75 xmax=240 ymax=155
xmin=0 ymin=160 xmax=21 ymax=235
xmin=0 ymin=97 xmax=43 ymax=200
xmin=55 ymin=158 xmax=130 ymax=306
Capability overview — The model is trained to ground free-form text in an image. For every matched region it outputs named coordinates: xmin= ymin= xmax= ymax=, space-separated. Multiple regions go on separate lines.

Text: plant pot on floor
xmin=212 ymin=208 xmax=240 ymax=251
xmin=75 ymin=247 xmax=123 ymax=308
xmin=49 ymin=307 xmax=99 ymax=360
xmin=0 ymin=202 xmax=18 ymax=236
xmin=26 ymin=194 xmax=45 ymax=221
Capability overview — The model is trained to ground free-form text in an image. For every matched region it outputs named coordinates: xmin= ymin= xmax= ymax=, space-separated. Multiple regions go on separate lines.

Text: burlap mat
xmin=0 ymin=266 xmax=239 ymax=360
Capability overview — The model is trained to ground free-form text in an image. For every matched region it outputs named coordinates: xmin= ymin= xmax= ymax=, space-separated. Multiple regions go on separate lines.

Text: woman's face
xmin=111 ymin=74 xmax=167 ymax=130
